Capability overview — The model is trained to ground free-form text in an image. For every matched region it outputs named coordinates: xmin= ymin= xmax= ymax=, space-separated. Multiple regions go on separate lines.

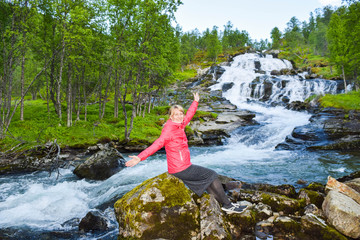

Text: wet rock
xmin=222 ymin=82 xmax=234 ymax=92
xmin=322 ymin=190 xmax=360 ymax=239
xmin=270 ymin=70 xmax=280 ymax=76
xmin=0 ymin=141 xmax=66 ymax=175
xmin=337 ymin=170 xmax=360 ymax=182
xmin=189 ymin=111 xmax=256 ymax=146
xmin=73 ymin=145 xmax=125 ymax=180
xmin=79 ymin=211 xmax=108 ymax=232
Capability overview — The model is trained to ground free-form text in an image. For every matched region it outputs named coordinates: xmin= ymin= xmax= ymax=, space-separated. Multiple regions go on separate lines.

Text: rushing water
xmin=1 ymin=53 xmax=359 ymax=239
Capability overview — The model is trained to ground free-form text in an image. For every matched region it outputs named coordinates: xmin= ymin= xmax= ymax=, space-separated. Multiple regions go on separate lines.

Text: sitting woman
xmin=125 ymin=92 xmax=247 ymax=214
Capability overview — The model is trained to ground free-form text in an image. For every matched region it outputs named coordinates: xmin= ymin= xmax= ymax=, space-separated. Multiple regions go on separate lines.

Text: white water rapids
xmin=0 ymin=53 xmax=358 ymax=239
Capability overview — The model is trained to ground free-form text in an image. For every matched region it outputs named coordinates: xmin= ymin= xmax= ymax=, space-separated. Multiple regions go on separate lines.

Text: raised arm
xmin=183 ymin=92 xmax=200 ymax=126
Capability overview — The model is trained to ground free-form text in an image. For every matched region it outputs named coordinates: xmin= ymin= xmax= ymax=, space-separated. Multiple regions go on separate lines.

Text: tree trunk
xmin=49 ymin=24 xmax=57 ymax=113
xmin=98 ymin=67 xmax=103 ymax=120
xmin=57 ymin=32 xmax=66 ymax=120
xmin=20 ymin=0 xmax=28 ymax=121
xmin=20 ymin=53 xmax=26 ymax=121
xmin=114 ymin=69 xmax=119 ymax=118
xmin=101 ymin=68 xmax=112 ymax=119
xmin=66 ymin=63 xmax=72 ymax=127
xmin=342 ymin=65 xmax=347 ymax=93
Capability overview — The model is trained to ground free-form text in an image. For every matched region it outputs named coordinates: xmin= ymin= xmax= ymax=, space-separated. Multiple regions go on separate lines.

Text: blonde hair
xmin=168 ymin=105 xmax=184 ymax=117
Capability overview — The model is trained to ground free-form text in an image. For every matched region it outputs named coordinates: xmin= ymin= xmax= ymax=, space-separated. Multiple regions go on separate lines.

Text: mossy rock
xmin=226 ymin=209 xmax=257 ymax=238
xmin=273 ymin=216 xmax=302 ymax=238
xmin=305 ymin=182 xmax=325 ymax=193
xmin=301 ymin=214 xmax=348 ymax=240
xmin=260 ymin=192 xmax=304 ymax=214
xmin=114 ymin=172 xmax=200 ymax=239
xmin=298 ymin=189 xmax=325 ymax=208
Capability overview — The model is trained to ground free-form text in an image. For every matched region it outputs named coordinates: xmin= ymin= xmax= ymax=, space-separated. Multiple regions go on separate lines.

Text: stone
xmin=273 ymin=216 xmax=301 ymax=237
xmin=322 ymin=190 xmax=360 ymax=239
xmin=345 ymin=178 xmax=360 ymax=194
xmin=325 ymin=176 xmax=360 ymax=205
xmin=298 ymin=189 xmax=324 ymax=208
xmin=199 ymin=194 xmax=230 ymax=239
xmin=114 ymin=173 xmax=200 ymax=239
xmin=301 ymin=214 xmax=347 ymax=240
xmin=79 ymin=211 xmax=108 ymax=232
xmin=73 ymin=146 xmax=125 ymax=180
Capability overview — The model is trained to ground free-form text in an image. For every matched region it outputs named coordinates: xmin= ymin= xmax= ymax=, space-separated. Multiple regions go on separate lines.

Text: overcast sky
xmin=174 ymin=0 xmax=344 ymax=41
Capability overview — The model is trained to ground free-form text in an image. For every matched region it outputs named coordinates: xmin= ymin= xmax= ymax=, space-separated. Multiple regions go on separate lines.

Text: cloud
xmin=319 ymin=0 xmax=342 ymax=6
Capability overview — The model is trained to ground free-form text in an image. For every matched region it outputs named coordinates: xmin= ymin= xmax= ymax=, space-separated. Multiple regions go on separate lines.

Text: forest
xmin=1 ymin=0 xmax=359 ymax=151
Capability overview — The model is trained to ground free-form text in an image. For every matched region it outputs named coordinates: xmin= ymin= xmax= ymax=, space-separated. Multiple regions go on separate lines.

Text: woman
xmin=125 ymin=92 xmax=247 ymax=214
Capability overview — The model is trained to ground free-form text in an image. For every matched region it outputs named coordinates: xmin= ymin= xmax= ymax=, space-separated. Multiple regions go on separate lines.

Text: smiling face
xmin=169 ymin=106 xmax=184 ymax=123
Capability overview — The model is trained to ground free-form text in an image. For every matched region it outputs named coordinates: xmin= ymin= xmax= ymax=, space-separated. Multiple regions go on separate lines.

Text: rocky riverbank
xmin=113 ymin=170 xmax=360 ymax=239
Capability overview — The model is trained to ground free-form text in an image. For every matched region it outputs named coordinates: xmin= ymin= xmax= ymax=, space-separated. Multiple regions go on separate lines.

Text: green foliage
xmin=173 ymin=68 xmax=197 ymax=81
xmin=271 ymin=27 xmax=282 ymax=49
xmin=0 ymin=99 xmax=170 ymax=151
xmin=319 ymin=91 xmax=360 ymax=111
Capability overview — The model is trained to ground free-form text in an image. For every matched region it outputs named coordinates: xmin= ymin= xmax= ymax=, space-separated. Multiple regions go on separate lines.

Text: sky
xmin=174 ymin=0 xmax=344 ymax=41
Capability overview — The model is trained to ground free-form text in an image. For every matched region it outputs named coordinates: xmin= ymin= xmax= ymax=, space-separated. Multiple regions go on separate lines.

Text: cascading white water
xmin=212 ymin=53 xmax=338 ymax=105
xmin=0 ymin=53 xmax=358 ymax=239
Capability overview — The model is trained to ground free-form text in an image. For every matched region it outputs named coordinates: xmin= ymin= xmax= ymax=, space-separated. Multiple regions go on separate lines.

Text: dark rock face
xmin=73 ymin=144 xmax=125 ymax=180
xmin=222 ymin=82 xmax=234 ymax=92
xmin=0 ymin=141 xmax=68 ymax=175
xmin=79 ymin=211 xmax=108 ymax=232
xmin=277 ymin=108 xmax=360 ymax=151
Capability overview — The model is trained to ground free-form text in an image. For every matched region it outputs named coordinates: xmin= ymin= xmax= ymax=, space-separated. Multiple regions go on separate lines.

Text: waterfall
xmin=211 ymin=53 xmax=339 ymax=105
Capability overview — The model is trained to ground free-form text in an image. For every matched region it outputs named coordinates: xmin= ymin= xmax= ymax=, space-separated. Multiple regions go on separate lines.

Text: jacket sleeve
xmin=183 ymin=100 xmax=198 ymax=126
xmin=137 ymin=129 xmax=167 ymax=161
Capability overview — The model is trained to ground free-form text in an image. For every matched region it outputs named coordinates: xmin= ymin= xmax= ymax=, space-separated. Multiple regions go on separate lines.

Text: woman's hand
xmin=125 ymin=155 xmax=141 ymax=167
xmin=193 ymin=92 xmax=200 ymax=102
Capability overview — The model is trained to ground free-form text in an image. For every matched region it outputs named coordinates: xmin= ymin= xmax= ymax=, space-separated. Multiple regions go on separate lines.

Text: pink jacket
xmin=137 ymin=101 xmax=198 ymax=174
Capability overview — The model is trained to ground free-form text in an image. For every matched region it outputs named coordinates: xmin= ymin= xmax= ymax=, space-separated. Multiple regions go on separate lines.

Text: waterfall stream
xmin=1 ymin=53 xmax=359 ymax=239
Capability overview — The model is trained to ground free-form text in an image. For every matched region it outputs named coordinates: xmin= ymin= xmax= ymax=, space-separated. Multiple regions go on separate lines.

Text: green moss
xmin=305 ymin=182 xmax=325 ymax=193
xmin=321 ymin=226 xmax=348 ymax=240
xmin=274 ymin=218 xmax=301 ymax=234
xmin=261 ymin=193 xmax=302 ymax=214
xmin=226 ymin=209 xmax=257 ymax=233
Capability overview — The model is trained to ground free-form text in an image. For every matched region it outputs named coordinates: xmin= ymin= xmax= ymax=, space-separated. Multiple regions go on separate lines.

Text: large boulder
xmin=301 ymin=214 xmax=347 ymax=240
xmin=73 ymin=145 xmax=125 ymax=180
xmin=322 ymin=190 xmax=360 ymax=239
xmin=114 ymin=173 xmax=200 ymax=239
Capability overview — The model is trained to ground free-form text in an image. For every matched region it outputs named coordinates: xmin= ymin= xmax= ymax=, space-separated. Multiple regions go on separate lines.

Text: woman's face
xmin=171 ymin=108 xmax=184 ymax=123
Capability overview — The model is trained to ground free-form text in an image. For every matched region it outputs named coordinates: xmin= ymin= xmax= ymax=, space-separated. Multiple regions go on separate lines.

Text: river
xmin=1 ymin=53 xmax=359 ymax=239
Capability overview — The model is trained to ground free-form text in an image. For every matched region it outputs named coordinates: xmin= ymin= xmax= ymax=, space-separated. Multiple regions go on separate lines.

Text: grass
xmin=319 ymin=91 xmax=360 ymax=111
xmin=0 ymin=98 xmax=219 ymax=152
xmin=0 ymin=99 xmax=168 ymax=152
